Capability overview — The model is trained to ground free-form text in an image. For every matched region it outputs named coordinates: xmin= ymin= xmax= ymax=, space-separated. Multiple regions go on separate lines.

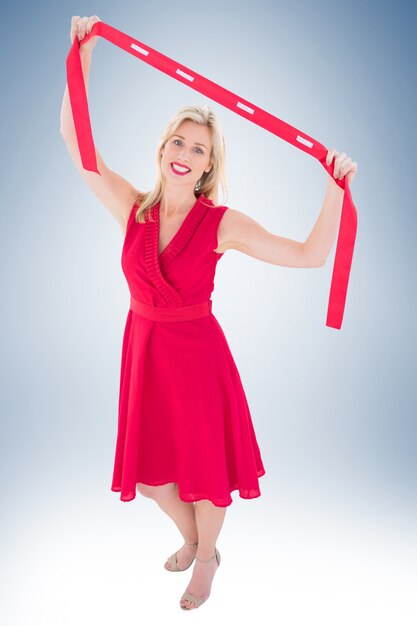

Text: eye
xmin=173 ymin=139 xmax=203 ymax=155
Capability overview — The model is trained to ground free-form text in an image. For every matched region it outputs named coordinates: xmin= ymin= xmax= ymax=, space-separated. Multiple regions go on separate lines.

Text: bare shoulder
xmin=213 ymin=205 xmax=314 ymax=267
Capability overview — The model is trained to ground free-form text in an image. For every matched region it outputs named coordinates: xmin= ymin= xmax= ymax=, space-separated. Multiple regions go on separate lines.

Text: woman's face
xmin=160 ymin=120 xmax=212 ymax=192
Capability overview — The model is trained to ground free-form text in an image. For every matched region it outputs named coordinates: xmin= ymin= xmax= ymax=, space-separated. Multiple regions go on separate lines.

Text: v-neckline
xmin=157 ymin=194 xmax=203 ymax=259
xmin=143 ymin=192 xmax=212 ymax=308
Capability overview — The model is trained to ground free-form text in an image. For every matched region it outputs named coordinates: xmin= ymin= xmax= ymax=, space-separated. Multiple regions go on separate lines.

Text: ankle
xmin=196 ymin=547 xmax=216 ymax=561
xmin=184 ymin=539 xmax=199 ymax=546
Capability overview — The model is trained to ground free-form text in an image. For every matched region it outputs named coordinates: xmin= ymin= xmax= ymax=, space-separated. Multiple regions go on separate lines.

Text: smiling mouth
xmin=171 ymin=163 xmax=191 ymax=175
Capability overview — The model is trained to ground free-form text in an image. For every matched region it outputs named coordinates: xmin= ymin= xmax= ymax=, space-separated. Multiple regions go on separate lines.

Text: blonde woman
xmin=60 ymin=15 xmax=358 ymax=611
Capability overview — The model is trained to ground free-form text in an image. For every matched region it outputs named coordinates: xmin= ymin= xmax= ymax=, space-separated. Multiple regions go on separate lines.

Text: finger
xmin=326 ymin=148 xmax=335 ymax=166
xmin=338 ymin=158 xmax=355 ymax=179
xmin=78 ymin=19 xmax=87 ymax=34
xmin=337 ymin=158 xmax=352 ymax=178
xmin=335 ymin=152 xmax=346 ymax=162
xmin=345 ymin=161 xmax=358 ymax=180
xmin=70 ymin=16 xmax=81 ymax=42
xmin=334 ymin=153 xmax=347 ymax=177
xmin=86 ymin=15 xmax=100 ymax=34
xmin=335 ymin=152 xmax=347 ymax=168
xmin=326 ymin=148 xmax=340 ymax=167
xmin=77 ymin=16 xmax=90 ymax=39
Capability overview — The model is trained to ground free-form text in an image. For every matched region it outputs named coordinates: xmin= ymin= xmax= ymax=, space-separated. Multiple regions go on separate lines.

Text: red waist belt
xmin=130 ymin=296 xmax=212 ymax=321
xmin=66 ymin=21 xmax=357 ymax=331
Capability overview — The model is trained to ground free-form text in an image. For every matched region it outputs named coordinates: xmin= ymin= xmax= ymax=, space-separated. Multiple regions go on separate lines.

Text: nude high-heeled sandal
xmin=164 ymin=541 xmax=199 ymax=572
xmin=180 ymin=547 xmax=221 ymax=610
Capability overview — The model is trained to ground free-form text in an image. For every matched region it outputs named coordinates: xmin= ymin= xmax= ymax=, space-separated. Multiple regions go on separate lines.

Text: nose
xmin=176 ymin=147 xmax=191 ymax=163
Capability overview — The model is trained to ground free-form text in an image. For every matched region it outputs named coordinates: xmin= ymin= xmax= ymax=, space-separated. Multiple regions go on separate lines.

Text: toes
xmin=182 ymin=599 xmax=193 ymax=609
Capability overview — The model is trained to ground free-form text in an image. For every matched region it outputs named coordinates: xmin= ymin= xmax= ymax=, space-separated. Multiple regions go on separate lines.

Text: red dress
xmin=110 ymin=192 xmax=266 ymax=506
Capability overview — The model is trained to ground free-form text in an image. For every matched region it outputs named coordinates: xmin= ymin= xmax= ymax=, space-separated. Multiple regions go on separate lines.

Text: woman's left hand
xmin=326 ymin=149 xmax=358 ymax=186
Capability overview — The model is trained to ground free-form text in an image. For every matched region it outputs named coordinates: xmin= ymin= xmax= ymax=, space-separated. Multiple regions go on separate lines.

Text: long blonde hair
xmin=134 ymin=104 xmax=228 ymax=223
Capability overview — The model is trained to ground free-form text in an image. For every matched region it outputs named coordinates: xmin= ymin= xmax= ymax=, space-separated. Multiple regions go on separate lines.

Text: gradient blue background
xmin=1 ymin=1 xmax=416 ymax=623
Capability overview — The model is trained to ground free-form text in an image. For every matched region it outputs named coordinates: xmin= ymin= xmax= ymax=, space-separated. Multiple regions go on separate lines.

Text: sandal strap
xmin=167 ymin=552 xmax=180 ymax=571
xmin=195 ymin=548 xmax=220 ymax=565
xmin=185 ymin=541 xmax=198 ymax=547
xmin=181 ymin=591 xmax=205 ymax=607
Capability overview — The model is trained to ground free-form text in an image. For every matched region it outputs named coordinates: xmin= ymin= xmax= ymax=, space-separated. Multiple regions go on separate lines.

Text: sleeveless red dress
xmin=110 ymin=192 xmax=266 ymax=506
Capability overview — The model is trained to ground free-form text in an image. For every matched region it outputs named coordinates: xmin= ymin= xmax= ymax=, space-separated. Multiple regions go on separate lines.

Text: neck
xmin=160 ymin=186 xmax=199 ymax=217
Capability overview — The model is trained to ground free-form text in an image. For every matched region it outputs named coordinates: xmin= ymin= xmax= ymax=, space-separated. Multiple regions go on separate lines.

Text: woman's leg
xmin=181 ymin=499 xmax=227 ymax=610
xmin=136 ymin=482 xmax=199 ymax=569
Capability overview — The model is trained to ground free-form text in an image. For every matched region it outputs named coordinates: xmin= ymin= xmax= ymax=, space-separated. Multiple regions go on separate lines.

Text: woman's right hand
xmin=70 ymin=15 xmax=101 ymax=53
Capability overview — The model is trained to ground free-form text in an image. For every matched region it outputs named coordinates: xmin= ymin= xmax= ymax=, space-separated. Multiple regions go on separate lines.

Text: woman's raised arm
xmin=60 ymin=16 xmax=141 ymax=234
xmin=217 ymin=150 xmax=357 ymax=267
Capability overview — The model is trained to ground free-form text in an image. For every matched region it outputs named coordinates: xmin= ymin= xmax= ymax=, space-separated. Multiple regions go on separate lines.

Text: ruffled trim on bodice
xmin=144 ymin=193 xmax=214 ymax=307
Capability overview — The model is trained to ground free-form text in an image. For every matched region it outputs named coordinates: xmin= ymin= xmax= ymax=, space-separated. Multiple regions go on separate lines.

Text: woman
xmin=60 ymin=15 xmax=358 ymax=611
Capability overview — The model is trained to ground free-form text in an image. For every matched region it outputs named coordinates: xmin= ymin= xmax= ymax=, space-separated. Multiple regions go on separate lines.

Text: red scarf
xmin=66 ymin=21 xmax=357 ymax=330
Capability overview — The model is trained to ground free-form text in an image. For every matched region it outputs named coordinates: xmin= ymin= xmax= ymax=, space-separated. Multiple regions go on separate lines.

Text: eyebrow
xmin=173 ymin=134 xmax=207 ymax=149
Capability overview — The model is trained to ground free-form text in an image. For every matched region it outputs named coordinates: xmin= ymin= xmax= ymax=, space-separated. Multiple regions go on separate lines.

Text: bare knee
xmin=136 ymin=482 xmax=176 ymax=499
